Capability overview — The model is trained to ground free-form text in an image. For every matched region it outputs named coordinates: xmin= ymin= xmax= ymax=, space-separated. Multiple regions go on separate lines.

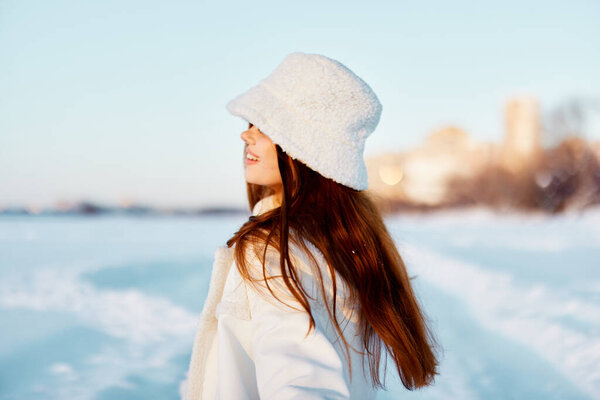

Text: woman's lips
xmin=247 ymin=149 xmax=260 ymax=159
xmin=245 ymin=149 xmax=260 ymax=165
xmin=245 ymin=157 xmax=259 ymax=165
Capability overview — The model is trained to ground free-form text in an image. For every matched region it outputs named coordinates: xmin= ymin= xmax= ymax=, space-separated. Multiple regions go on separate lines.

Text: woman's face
xmin=240 ymin=124 xmax=283 ymax=192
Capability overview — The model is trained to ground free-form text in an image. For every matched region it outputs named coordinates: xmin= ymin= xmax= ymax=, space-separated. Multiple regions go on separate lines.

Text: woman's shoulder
xmin=237 ymin=229 xmax=351 ymax=285
xmin=240 ymin=230 xmax=358 ymax=320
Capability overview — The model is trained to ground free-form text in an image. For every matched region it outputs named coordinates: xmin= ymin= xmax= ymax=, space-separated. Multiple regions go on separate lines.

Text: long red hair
xmin=226 ymin=122 xmax=440 ymax=390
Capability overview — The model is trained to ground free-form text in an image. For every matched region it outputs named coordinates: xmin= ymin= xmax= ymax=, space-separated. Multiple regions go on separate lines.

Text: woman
xmin=181 ymin=52 xmax=439 ymax=400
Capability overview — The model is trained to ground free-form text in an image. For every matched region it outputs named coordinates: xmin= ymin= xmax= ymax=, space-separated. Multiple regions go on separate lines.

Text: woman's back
xmin=182 ymin=194 xmax=378 ymax=399
xmin=225 ymin=230 xmax=377 ymax=399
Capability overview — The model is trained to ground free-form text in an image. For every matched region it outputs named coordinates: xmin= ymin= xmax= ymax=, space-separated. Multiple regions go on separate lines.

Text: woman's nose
xmin=240 ymin=129 xmax=255 ymax=144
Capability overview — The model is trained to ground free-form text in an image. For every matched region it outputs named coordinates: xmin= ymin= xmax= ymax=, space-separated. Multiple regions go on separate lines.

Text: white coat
xmin=180 ymin=194 xmax=378 ymax=400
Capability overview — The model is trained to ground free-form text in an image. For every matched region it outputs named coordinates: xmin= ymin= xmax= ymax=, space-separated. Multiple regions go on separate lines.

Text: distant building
xmin=501 ymin=96 xmax=542 ymax=172
xmin=367 ymin=126 xmax=498 ymax=205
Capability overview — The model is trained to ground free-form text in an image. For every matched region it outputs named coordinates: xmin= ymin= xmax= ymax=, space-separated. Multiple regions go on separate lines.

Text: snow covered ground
xmin=0 ymin=206 xmax=598 ymax=400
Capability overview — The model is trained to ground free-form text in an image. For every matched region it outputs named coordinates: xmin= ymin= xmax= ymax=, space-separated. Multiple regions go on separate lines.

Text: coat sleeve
xmin=244 ymin=245 xmax=352 ymax=400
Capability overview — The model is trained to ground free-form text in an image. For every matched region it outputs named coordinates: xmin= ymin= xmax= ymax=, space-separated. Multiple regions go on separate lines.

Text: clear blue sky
xmin=1 ymin=0 xmax=599 ymax=209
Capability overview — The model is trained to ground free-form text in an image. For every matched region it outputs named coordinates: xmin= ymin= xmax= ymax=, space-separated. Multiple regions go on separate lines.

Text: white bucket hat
xmin=226 ymin=51 xmax=382 ymax=191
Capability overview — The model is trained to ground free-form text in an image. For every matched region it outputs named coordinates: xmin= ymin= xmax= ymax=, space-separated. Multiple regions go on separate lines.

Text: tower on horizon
xmin=501 ymin=95 xmax=542 ymax=171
